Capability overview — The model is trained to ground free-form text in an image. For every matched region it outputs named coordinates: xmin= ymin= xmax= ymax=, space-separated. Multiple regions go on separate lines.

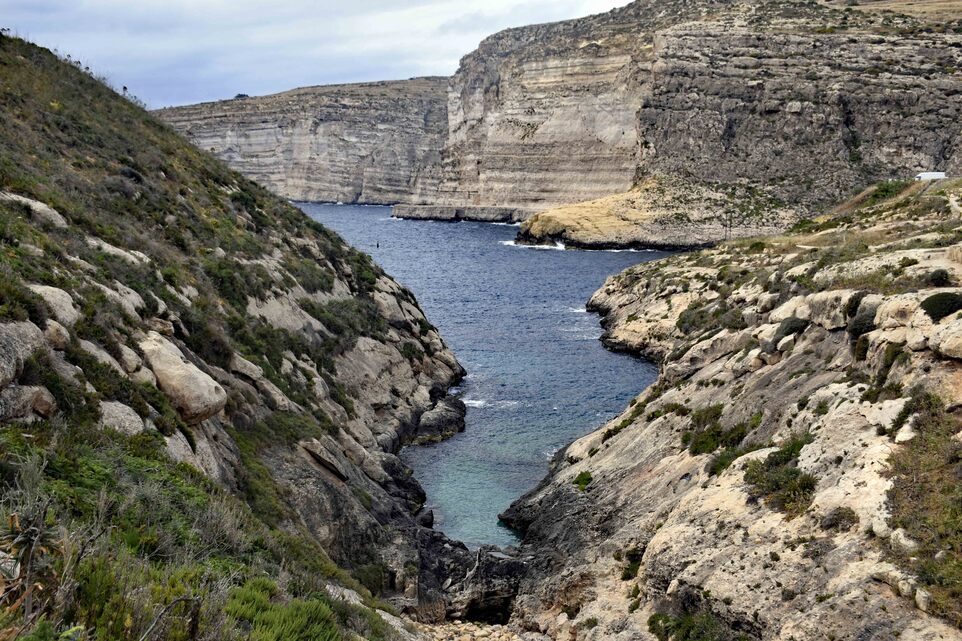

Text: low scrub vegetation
xmin=887 ymin=392 xmax=962 ymax=625
xmin=743 ymin=433 xmax=817 ymax=517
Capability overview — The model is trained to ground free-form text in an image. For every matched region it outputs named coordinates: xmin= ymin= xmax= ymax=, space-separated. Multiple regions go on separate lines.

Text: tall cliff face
xmin=0 ymin=35 xmax=486 ymax=640
xmin=156 ymin=77 xmax=448 ymax=205
xmin=159 ymin=0 xmax=962 ymax=247
xmin=501 ymin=179 xmax=962 ymax=639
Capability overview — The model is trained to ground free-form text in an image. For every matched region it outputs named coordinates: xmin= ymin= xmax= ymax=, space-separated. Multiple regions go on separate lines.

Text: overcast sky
xmin=3 ymin=0 xmax=629 ymax=108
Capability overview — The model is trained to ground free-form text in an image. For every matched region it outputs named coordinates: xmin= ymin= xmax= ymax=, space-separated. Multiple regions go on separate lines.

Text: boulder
xmin=116 ymin=344 xmax=142 ymax=373
xmin=890 ymin=528 xmax=920 ymax=555
xmin=0 ymin=385 xmax=56 ymax=420
xmin=770 ymin=295 xmax=811 ymax=323
xmin=27 ymin=284 xmax=79 ymax=326
xmin=139 ymin=331 xmax=226 ymax=424
xmin=78 ymin=339 xmax=126 ymax=375
xmin=0 ymin=192 xmax=68 ymax=228
xmin=98 ymin=401 xmax=144 ymax=435
xmin=43 ymin=320 xmax=70 ymax=350
xmin=229 ymin=352 xmax=264 ymax=380
xmin=0 ymin=322 xmax=45 ymax=388
xmin=415 ymin=397 xmax=467 ymax=443
xmin=932 ymin=317 xmax=962 ymax=359
xmin=256 ymin=378 xmax=295 ymax=412
xmin=808 ymin=290 xmax=854 ymax=330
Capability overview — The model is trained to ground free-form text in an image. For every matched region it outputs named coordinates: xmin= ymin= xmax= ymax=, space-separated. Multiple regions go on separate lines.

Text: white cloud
xmin=1 ymin=0 xmax=629 ymax=107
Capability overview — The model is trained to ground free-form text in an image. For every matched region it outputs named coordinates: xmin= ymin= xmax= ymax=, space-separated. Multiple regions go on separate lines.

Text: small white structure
xmin=916 ymin=171 xmax=947 ymax=181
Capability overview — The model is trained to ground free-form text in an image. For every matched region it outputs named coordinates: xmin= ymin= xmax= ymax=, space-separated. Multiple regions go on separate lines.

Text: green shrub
xmin=848 ymin=307 xmax=876 ymax=339
xmin=774 ymin=316 xmax=809 ymax=343
xmin=820 ymin=506 xmax=859 ymax=531
xmin=573 ymin=471 xmax=593 ymax=492
xmin=227 ymin=578 xmax=341 ymax=641
xmin=921 ymin=292 xmax=962 ymax=322
xmin=620 ymin=547 xmax=643 ymax=580
xmin=648 ymin=610 xmax=735 ymax=641
xmin=887 ymin=392 xmax=962 ymax=623
xmin=744 ymin=433 xmax=817 ymax=517
xmin=0 ymin=275 xmax=49 ymax=326
xmin=928 ymin=269 xmax=951 ymax=287
xmin=353 ymin=563 xmax=386 ymax=597
xmin=707 ymin=442 xmax=767 ymax=476
xmin=865 ymin=180 xmax=911 ymax=206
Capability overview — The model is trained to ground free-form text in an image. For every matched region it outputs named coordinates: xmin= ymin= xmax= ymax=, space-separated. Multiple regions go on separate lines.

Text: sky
xmin=2 ymin=0 xmax=629 ymax=108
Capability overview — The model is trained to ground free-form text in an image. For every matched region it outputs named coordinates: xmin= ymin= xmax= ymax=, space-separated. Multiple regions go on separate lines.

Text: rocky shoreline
xmin=496 ymin=178 xmax=962 ymax=639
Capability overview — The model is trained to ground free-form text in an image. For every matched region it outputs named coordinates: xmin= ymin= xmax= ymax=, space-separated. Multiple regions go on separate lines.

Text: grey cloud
xmin=2 ymin=0 xmax=627 ymax=107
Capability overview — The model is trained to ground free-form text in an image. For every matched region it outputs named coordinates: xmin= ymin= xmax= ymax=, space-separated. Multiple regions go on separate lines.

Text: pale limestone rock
xmin=915 ymin=588 xmax=932 ymax=612
xmin=92 ymin=281 xmax=143 ymax=319
xmin=777 ymin=334 xmax=795 ymax=352
xmin=116 ymin=344 xmax=142 ymax=373
xmin=85 ymin=236 xmax=148 ymax=265
xmin=139 ymin=331 xmax=226 ymax=424
xmin=229 ymin=353 xmax=263 ymax=380
xmin=807 ymin=290 xmax=855 ymax=330
xmin=0 ymin=385 xmax=56 ymax=420
xmin=27 ymin=284 xmax=79 ymax=326
xmin=130 ymin=367 xmax=157 ymax=387
xmin=256 ymin=378 xmax=294 ymax=412
xmin=891 ymin=529 xmax=921 ymax=555
xmin=78 ymin=339 xmax=125 ymax=375
xmin=43 ymin=320 xmax=70 ymax=350
xmin=872 ymin=517 xmax=893 ymax=539
xmin=164 ymin=425 xmax=223 ymax=479
xmin=98 ymin=401 xmax=144 ymax=435
xmin=769 ymin=295 xmax=811 ymax=323
xmin=932 ymin=317 xmax=962 ymax=358
xmin=0 ymin=322 xmax=45 ymax=388
xmin=0 ymin=192 xmax=68 ymax=228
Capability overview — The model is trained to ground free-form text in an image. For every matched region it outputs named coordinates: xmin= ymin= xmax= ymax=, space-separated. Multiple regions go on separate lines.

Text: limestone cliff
xmin=156 ymin=77 xmax=448 ymax=205
xmin=500 ymin=178 xmax=962 ymax=639
xmin=159 ymin=1 xmax=962 ymax=249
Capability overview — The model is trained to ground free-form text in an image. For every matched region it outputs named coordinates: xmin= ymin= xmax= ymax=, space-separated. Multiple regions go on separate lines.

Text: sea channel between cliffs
xmin=301 ymin=202 xmax=667 ymax=549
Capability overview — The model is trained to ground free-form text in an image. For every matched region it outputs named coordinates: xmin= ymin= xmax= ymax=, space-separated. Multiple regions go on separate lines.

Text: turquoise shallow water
xmin=300 ymin=203 xmax=666 ymax=548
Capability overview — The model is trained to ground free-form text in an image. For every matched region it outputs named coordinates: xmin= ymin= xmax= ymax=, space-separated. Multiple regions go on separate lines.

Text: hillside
xmin=500 ymin=178 xmax=962 ymax=639
xmin=0 ymin=34 xmax=494 ymax=640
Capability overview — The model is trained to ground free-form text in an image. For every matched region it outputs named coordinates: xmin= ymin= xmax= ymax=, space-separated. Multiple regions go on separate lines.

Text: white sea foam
xmin=568 ymin=307 xmax=588 ymax=314
xmin=498 ymin=240 xmax=566 ymax=250
xmin=463 ymin=399 xmax=487 ymax=408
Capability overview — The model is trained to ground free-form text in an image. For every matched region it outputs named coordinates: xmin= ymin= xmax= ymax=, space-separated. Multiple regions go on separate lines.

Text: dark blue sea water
xmin=300 ymin=203 xmax=666 ymax=548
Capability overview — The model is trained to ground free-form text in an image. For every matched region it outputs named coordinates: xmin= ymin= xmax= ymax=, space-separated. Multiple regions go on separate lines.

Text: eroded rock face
xmin=156 ymin=78 xmax=448 ymax=205
xmin=139 ymin=331 xmax=227 ymax=424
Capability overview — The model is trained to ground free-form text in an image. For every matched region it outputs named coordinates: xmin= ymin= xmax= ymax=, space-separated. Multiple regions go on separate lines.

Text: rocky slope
xmin=155 ymin=77 xmax=448 ymax=205
xmin=0 ymin=35 xmax=508 ymax=640
xmin=501 ymin=178 xmax=962 ymax=639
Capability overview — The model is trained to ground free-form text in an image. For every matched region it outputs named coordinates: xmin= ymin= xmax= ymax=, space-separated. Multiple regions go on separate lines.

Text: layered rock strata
xmin=156 ymin=78 xmax=448 ymax=205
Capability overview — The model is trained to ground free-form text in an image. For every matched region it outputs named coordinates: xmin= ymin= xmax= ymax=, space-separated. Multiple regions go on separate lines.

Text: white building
xmin=916 ymin=171 xmax=947 ymax=181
